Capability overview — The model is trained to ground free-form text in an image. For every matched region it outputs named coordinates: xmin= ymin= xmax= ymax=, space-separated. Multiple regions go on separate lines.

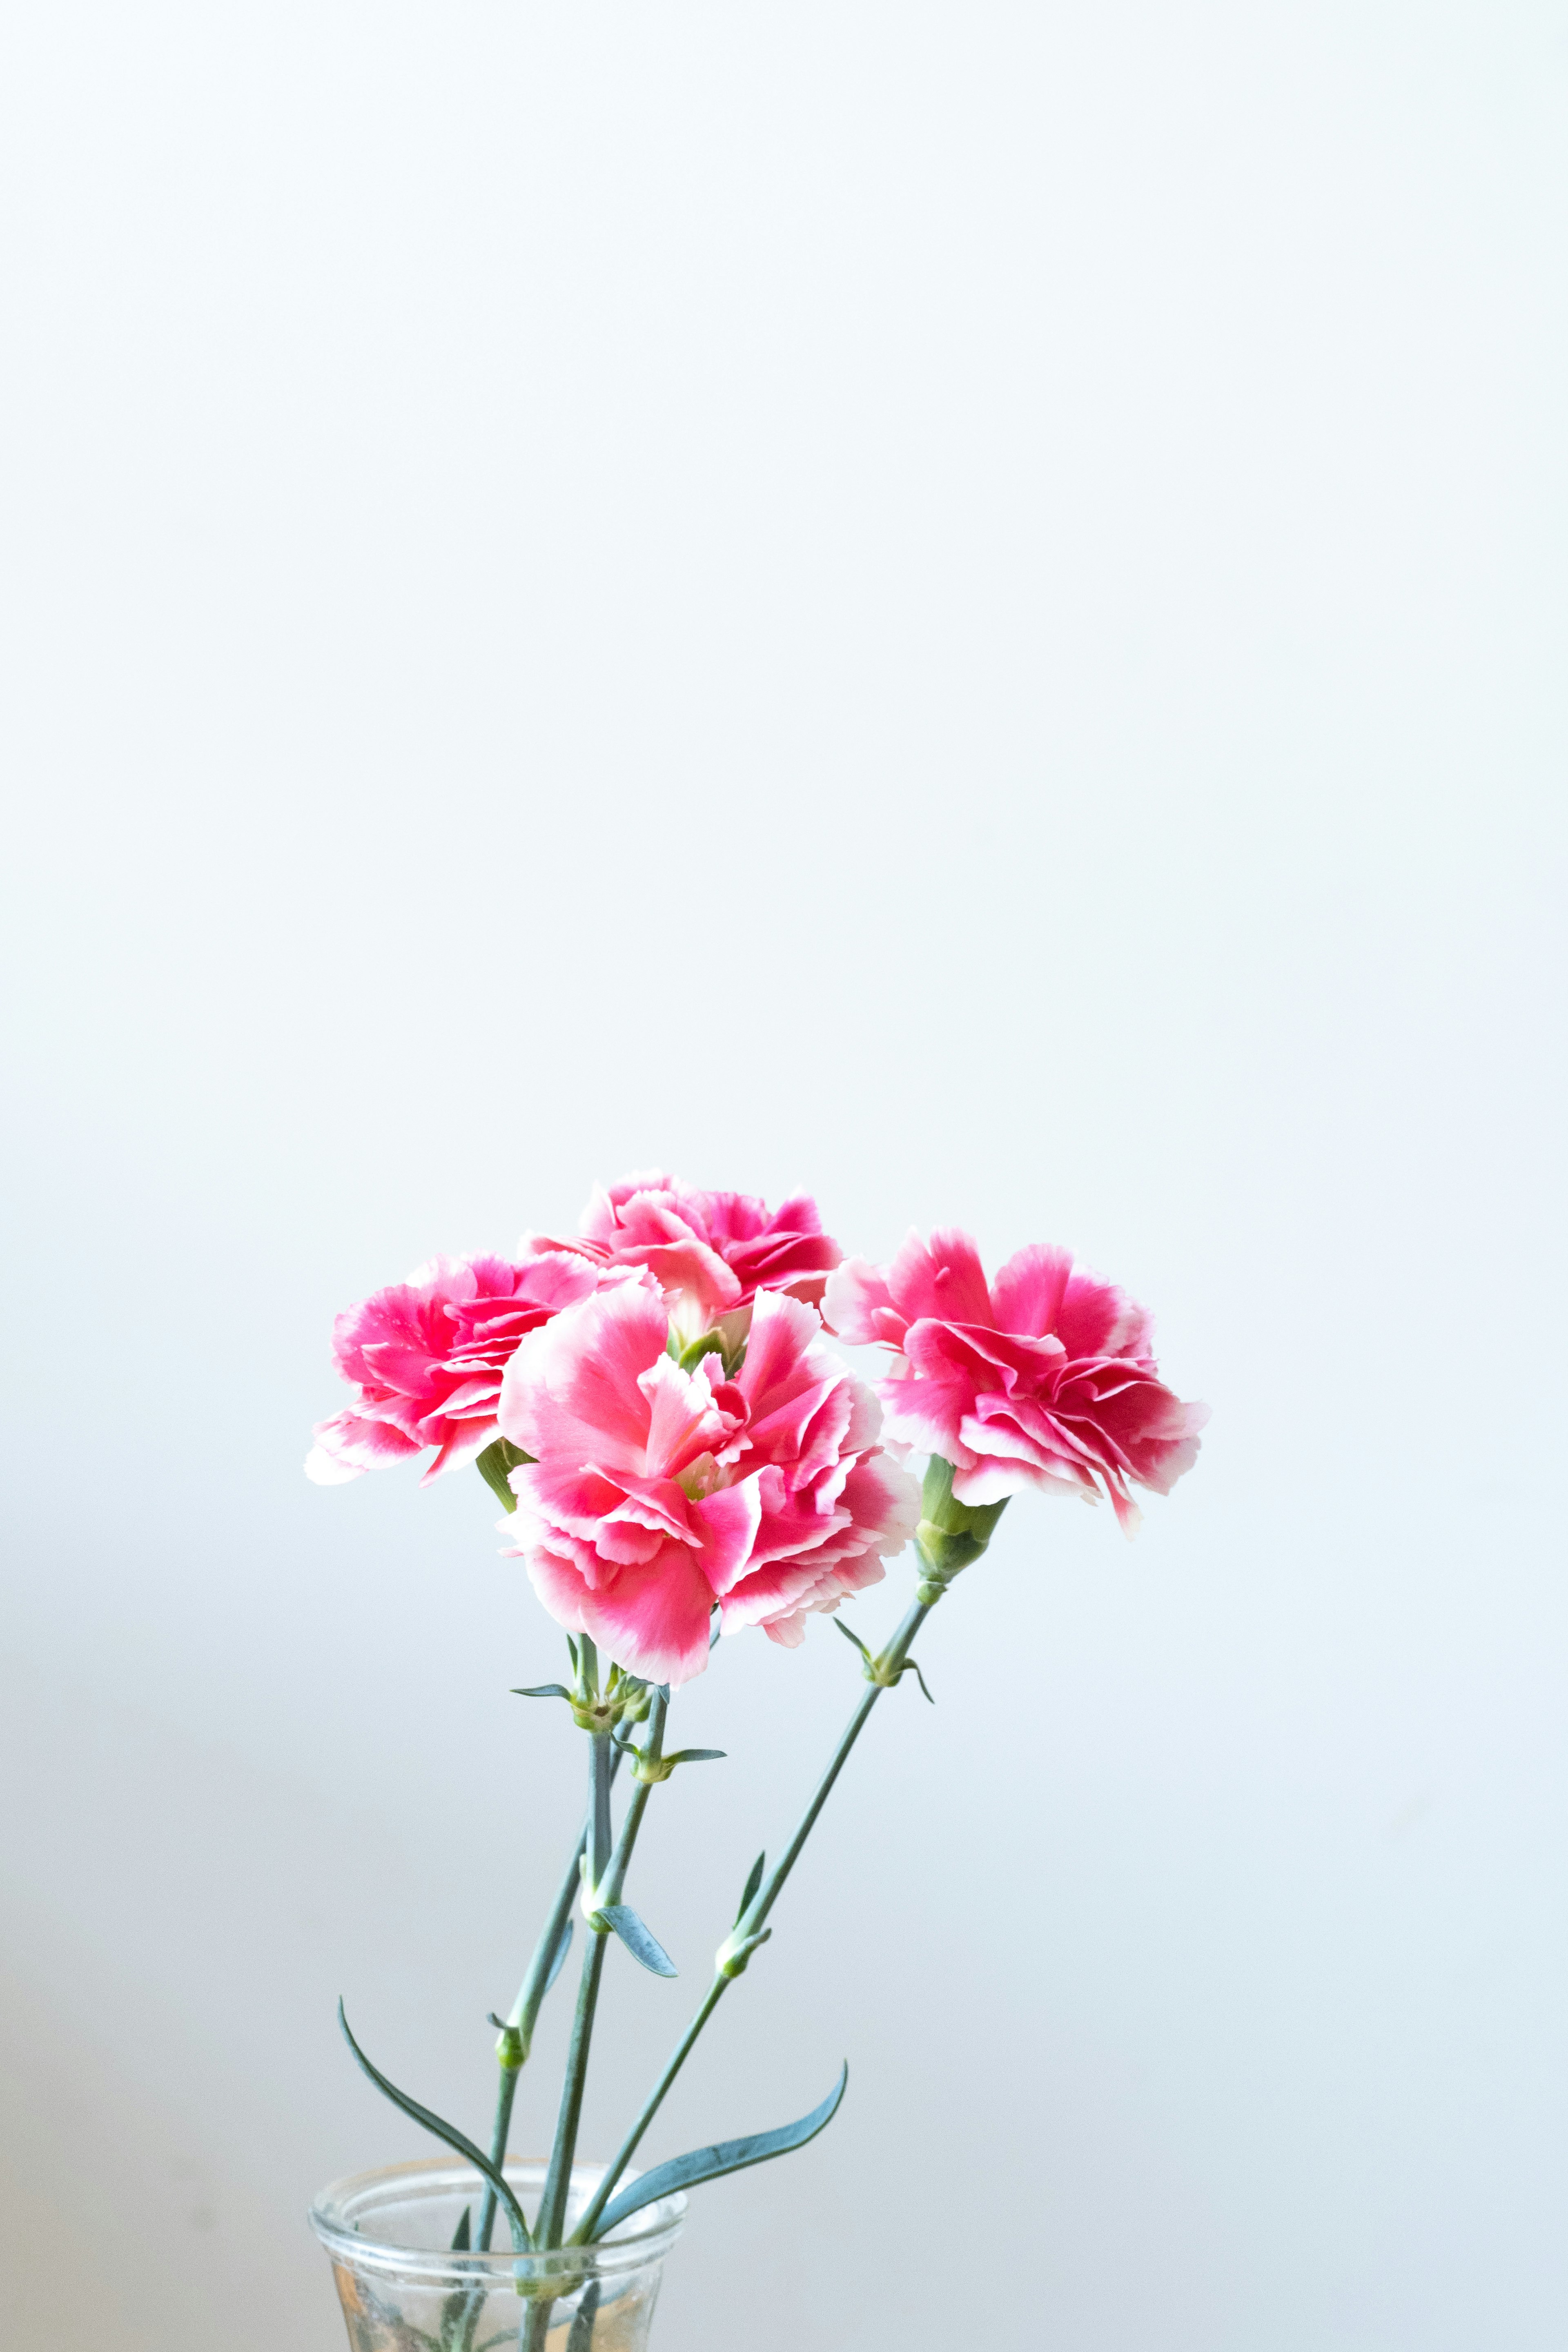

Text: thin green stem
xmin=536 ymin=1930 xmax=609 ymax=2249
xmin=569 ymin=1596 xmax=933 ymax=2244
xmin=568 ymin=1976 xmax=728 ymax=2245
xmin=588 ymin=1729 xmax=612 ymax=1892
xmin=534 ymin=1693 xmax=670 ymax=2254
xmin=750 ymin=1598 xmax=927 ymax=1936
xmin=471 ymin=1749 xmax=628 ymax=2256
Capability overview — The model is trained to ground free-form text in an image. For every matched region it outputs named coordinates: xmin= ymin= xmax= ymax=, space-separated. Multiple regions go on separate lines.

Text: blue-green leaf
xmin=735 ymin=1851 xmax=766 ymax=1925
xmin=833 ymin=1617 xmax=873 ymax=1662
xmin=594 ymin=1906 xmax=677 ymax=1977
xmin=543 ymin=1915 xmax=575 ymax=1996
xmin=337 ymin=2001 xmax=532 ymax=2250
xmin=512 ymin=1683 xmax=572 ymax=1702
xmin=588 ymin=2065 xmax=849 ymax=2240
xmin=565 ymin=2279 xmax=601 ymax=2352
xmin=664 ymin=1748 xmax=726 ymax=1766
xmin=450 ymin=2205 xmax=472 ymax=2252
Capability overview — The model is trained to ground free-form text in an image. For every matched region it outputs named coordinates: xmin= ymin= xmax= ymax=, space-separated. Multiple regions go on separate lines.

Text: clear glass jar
xmin=310 ymin=2156 xmax=686 ymax=2352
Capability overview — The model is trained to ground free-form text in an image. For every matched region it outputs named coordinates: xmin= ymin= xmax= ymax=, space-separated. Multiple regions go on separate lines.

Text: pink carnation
xmin=306 ymin=1252 xmax=605 ymax=1486
xmin=496 ymin=1278 xmax=920 ymax=1685
xmin=520 ymin=1172 xmax=842 ymax=1343
xmin=824 ymin=1229 xmax=1207 ymax=1533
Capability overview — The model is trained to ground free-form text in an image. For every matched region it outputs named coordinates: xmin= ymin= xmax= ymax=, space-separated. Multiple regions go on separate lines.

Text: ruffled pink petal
xmin=1052 ymin=1265 xmax=1153 ymax=1361
xmin=988 ymin=1244 xmax=1075 ymax=1341
xmin=690 ymin=1476 xmax=764 ymax=1599
xmin=519 ymin=1543 xmax=593 ymax=1636
xmin=886 ymin=1227 xmax=994 ymax=1329
xmin=419 ymin=1417 xmax=500 ymax=1484
xmin=638 ymin=1352 xmax=737 ymax=1481
xmin=568 ymin=1542 xmax=719 ymax=1685
xmin=496 ymin=1277 xmax=667 ymax=1467
xmin=821 ymin=1258 xmax=907 ymax=1347
xmin=305 ymin=1410 xmax=423 ymax=1482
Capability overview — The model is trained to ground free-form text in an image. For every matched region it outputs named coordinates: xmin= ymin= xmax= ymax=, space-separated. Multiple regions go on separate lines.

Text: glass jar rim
xmin=310 ymin=2154 xmax=686 ymax=2288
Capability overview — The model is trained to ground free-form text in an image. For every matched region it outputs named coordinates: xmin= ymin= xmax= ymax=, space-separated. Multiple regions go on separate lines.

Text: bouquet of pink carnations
xmin=305 ymin=1175 xmax=1205 ymax=2352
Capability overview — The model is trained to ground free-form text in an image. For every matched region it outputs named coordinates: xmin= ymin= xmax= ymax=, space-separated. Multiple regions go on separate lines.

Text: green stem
xmin=535 ymin=1693 xmax=670 ymax=2253
xmin=471 ymin=1748 xmax=628 ymax=2256
xmin=569 ymin=1596 xmax=933 ymax=2244
xmin=536 ymin=1930 xmax=610 ymax=2248
xmin=589 ymin=1727 xmax=613 ymax=1893
xmin=751 ymin=1598 xmax=928 ymax=1933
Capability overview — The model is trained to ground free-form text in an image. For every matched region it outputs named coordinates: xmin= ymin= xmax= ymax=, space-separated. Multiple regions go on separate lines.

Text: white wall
xmin=2 ymin=4 xmax=1564 ymax=2348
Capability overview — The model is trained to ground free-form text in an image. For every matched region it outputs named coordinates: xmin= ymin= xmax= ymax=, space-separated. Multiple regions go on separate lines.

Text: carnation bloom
xmin=824 ymin=1229 xmax=1207 ymax=1533
xmin=520 ymin=1172 xmax=842 ymax=1347
xmin=496 ymin=1278 xmax=920 ymax=1685
xmin=306 ymin=1252 xmax=606 ymax=1486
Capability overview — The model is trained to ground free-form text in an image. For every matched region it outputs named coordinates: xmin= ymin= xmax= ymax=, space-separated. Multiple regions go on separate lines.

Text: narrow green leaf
xmin=450 ymin=2205 xmax=472 ymax=2252
xmin=594 ymin=1905 xmax=677 ymax=1978
xmin=735 ymin=1851 xmax=766 ymax=1925
xmin=565 ymin=2279 xmax=602 ymax=2352
xmin=511 ymin=1683 xmax=572 ymax=1702
xmin=664 ymin=1748 xmax=726 ymax=1766
xmin=543 ymin=1915 xmax=575 ymax=1997
xmin=336 ymin=2001 xmax=532 ymax=2250
xmin=588 ymin=2065 xmax=849 ymax=2241
xmin=905 ymin=1658 xmax=935 ymax=1704
xmin=833 ymin=1617 xmax=873 ymax=1662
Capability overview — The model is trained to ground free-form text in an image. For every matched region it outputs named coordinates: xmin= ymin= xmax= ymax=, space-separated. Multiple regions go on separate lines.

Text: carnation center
xmin=674 ymin=1450 xmax=728 ymax=1503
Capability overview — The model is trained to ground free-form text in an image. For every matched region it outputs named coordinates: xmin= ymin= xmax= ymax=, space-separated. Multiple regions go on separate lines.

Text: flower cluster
xmin=307 ymin=1178 xmax=1205 ymax=1678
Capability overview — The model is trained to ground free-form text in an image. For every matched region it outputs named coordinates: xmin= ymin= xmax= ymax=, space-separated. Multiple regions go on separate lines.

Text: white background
xmin=2 ymin=4 xmax=1565 ymax=2348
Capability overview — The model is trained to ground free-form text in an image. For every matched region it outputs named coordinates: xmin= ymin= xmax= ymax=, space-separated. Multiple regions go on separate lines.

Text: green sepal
xmin=716 ymin=1924 xmax=772 ymax=1978
xmin=336 ymin=2001 xmax=532 ymax=2251
xmin=475 ymin=1437 xmax=532 ymax=1511
xmin=913 ymin=1456 xmax=1007 ymax=1588
xmin=834 ymin=1615 xmax=933 ymax=1698
xmin=592 ymin=1905 xmax=678 ymax=1978
xmin=586 ymin=2063 xmax=849 ymax=2241
xmin=735 ymin=1851 xmax=766 ymax=1925
xmin=488 ymin=2013 xmax=524 ymax=2070
xmin=675 ymin=1330 xmax=725 ymax=1372
xmin=633 ymin=1744 xmax=727 ymax=1784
